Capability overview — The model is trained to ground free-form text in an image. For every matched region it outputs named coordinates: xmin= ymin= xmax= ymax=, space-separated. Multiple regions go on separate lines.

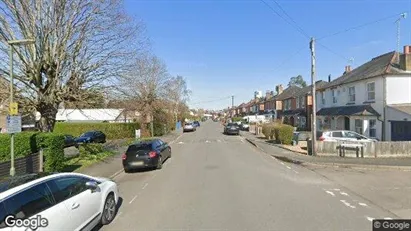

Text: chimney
xmin=344 ymin=65 xmax=351 ymax=73
xmin=265 ymin=90 xmax=272 ymax=98
xmin=328 ymin=74 xmax=331 ymax=82
xmin=276 ymin=84 xmax=284 ymax=95
xmin=400 ymin=45 xmax=411 ymax=71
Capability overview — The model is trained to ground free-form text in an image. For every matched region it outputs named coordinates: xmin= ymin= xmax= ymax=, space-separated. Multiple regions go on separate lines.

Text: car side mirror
xmin=85 ymin=181 xmax=99 ymax=191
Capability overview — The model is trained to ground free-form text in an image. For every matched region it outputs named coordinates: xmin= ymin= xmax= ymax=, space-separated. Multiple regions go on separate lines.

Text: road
xmin=100 ymin=120 xmax=396 ymax=231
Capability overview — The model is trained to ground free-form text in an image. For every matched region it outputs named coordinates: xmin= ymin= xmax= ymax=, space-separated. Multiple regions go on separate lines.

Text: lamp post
xmin=8 ymin=39 xmax=35 ymax=176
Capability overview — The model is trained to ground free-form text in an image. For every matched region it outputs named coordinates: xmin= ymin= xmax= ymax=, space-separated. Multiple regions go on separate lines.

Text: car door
xmin=2 ymin=181 xmax=69 ymax=231
xmin=331 ymin=131 xmax=345 ymax=142
xmin=158 ymin=140 xmax=170 ymax=158
xmin=49 ymin=176 xmax=102 ymax=231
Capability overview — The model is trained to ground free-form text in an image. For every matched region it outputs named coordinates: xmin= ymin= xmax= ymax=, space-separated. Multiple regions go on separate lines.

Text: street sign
xmin=9 ymin=102 xmax=18 ymax=115
xmin=135 ymin=129 xmax=141 ymax=139
xmin=6 ymin=115 xmax=22 ymax=134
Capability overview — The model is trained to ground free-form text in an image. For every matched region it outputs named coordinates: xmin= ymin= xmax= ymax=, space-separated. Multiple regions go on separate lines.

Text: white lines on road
xmin=178 ymin=141 xmax=184 ymax=144
xmin=339 ymin=191 xmax=349 ymax=196
xmin=340 ymin=199 xmax=356 ymax=209
xmin=240 ymin=139 xmax=245 ymax=143
xmin=286 ymin=166 xmax=292 ymax=170
xmin=358 ymin=202 xmax=368 ymax=207
xmin=129 ymin=195 xmax=138 ymax=204
xmin=333 ymin=188 xmax=341 ymax=191
xmin=325 ymin=190 xmax=336 ymax=197
xmin=280 ymin=162 xmax=285 ymax=165
xmin=293 ymin=170 xmax=299 ymax=174
xmin=366 ymin=216 xmax=374 ymax=222
xmin=206 ymin=140 xmax=210 ymax=143
xmin=217 ymin=139 xmax=222 ymax=143
xmin=142 ymin=182 xmax=148 ymax=190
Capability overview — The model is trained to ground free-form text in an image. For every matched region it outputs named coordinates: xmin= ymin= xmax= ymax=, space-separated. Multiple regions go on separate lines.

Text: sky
xmin=124 ymin=0 xmax=411 ymax=110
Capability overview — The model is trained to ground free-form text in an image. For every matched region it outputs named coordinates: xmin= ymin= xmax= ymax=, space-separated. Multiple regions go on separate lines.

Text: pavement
xmin=77 ymin=130 xmax=183 ymax=179
xmin=241 ymin=131 xmax=411 ymax=170
xmin=93 ymin=120 xmax=406 ymax=231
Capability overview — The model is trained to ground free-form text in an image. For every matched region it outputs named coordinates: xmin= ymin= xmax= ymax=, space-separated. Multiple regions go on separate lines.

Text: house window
xmin=332 ymin=90 xmax=337 ymax=103
xmin=296 ymin=97 xmax=300 ymax=108
xmin=321 ymin=92 xmax=325 ymax=105
xmin=348 ymin=86 xmax=355 ymax=103
xmin=301 ymin=96 xmax=305 ymax=108
xmin=367 ymin=82 xmax=375 ymax=101
xmin=355 ymin=119 xmax=363 ymax=134
xmin=369 ymin=119 xmax=376 ymax=138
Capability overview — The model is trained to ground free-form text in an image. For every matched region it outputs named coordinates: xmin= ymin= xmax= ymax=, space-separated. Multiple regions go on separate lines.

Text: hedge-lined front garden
xmin=0 ymin=132 xmax=65 ymax=172
xmin=54 ymin=122 xmax=140 ymax=139
xmin=262 ymin=122 xmax=294 ymax=145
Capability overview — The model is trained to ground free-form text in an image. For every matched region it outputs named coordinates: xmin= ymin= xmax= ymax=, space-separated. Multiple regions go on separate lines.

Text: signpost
xmin=7 ymin=115 xmax=21 ymax=176
xmin=9 ymin=102 xmax=18 ymax=115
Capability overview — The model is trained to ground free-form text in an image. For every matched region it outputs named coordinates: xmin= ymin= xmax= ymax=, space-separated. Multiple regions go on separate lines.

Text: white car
xmin=0 ymin=172 xmax=119 ymax=231
xmin=183 ymin=123 xmax=196 ymax=132
xmin=318 ymin=130 xmax=378 ymax=142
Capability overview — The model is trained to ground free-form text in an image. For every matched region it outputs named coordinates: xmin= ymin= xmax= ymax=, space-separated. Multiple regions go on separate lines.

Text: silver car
xmin=318 ymin=130 xmax=378 ymax=142
xmin=183 ymin=123 xmax=196 ymax=132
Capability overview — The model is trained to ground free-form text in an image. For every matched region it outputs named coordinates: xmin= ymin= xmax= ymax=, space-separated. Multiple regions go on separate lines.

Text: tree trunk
xmin=37 ymin=104 xmax=59 ymax=132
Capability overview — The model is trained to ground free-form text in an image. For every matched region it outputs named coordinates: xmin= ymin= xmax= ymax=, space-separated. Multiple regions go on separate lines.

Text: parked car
xmin=75 ymin=131 xmax=106 ymax=144
xmin=122 ymin=139 xmax=171 ymax=172
xmin=224 ymin=123 xmax=240 ymax=135
xmin=317 ymin=130 xmax=378 ymax=142
xmin=183 ymin=123 xmax=196 ymax=132
xmin=193 ymin=121 xmax=200 ymax=127
xmin=239 ymin=122 xmax=250 ymax=131
xmin=0 ymin=172 xmax=119 ymax=231
xmin=64 ymin=134 xmax=79 ymax=148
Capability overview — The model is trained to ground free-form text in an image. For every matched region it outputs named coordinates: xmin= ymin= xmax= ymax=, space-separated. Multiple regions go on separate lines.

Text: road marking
xmin=333 ymin=188 xmax=341 ymax=191
xmin=129 ymin=195 xmax=138 ymax=204
xmin=340 ymin=192 xmax=349 ymax=196
xmin=178 ymin=141 xmax=184 ymax=144
xmin=142 ymin=183 xmax=148 ymax=189
xmin=205 ymin=140 xmax=210 ymax=143
xmin=358 ymin=202 xmax=368 ymax=207
xmin=110 ymin=169 xmax=124 ymax=179
xmin=217 ymin=139 xmax=221 ymax=142
xmin=240 ymin=139 xmax=245 ymax=143
xmin=280 ymin=162 xmax=285 ymax=165
xmin=293 ymin=170 xmax=299 ymax=174
xmin=366 ymin=216 xmax=374 ymax=222
xmin=325 ymin=191 xmax=335 ymax=197
xmin=340 ymin=200 xmax=356 ymax=209
xmin=286 ymin=166 xmax=292 ymax=170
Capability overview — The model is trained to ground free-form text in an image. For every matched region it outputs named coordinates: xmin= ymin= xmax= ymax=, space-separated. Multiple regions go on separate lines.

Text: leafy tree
xmin=288 ymin=75 xmax=307 ymax=88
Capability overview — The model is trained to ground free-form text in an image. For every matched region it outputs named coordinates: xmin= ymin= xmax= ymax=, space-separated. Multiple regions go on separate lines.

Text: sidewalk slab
xmin=76 ymin=129 xmax=183 ymax=178
xmin=240 ymin=131 xmax=411 ymax=170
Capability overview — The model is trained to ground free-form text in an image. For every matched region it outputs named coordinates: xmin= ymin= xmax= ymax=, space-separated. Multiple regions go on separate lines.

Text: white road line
xmin=333 ymin=188 xmax=341 ymax=191
xmin=129 ymin=195 xmax=138 ymax=204
xmin=217 ymin=139 xmax=222 ymax=142
xmin=340 ymin=192 xmax=349 ymax=196
xmin=325 ymin=191 xmax=335 ymax=197
xmin=110 ymin=169 xmax=124 ymax=179
xmin=358 ymin=202 xmax=368 ymax=207
xmin=270 ymin=156 xmax=276 ymax=160
xmin=366 ymin=216 xmax=374 ymax=222
xmin=286 ymin=166 xmax=292 ymax=170
xmin=280 ymin=162 xmax=285 ymax=165
xmin=340 ymin=200 xmax=356 ymax=209
xmin=205 ymin=140 xmax=210 ymax=143
xmin=178 ymin=141 xmax=184 ymax=144
xmin=142 ymin=183 xmax=148 ymax=190
xmin=293 ymin=170 xmax=299 ymax=174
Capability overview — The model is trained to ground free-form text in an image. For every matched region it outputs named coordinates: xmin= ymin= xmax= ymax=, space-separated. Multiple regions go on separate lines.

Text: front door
xmin=391 ymin=121 xmax=411 ymax=141
xmin=344 ymin=117 xmax=350 ymax=130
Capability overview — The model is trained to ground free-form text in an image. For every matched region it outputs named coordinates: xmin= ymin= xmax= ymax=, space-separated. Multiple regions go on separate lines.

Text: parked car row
xmin=183 ymin=121 xmax=201 ymax=133
xmin=64 ymin=130 xmax=107 ymax=148
xmin=224 ymin=122 xmax=240 ymax=135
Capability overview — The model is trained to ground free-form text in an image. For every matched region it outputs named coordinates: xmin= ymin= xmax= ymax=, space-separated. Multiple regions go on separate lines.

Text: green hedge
xmin=231 ymin=117 xmax=243 ymax=122
xmin=79 ymin=143 xmax=106 ymax=160
xmin=0 ymin=132 xmax=38 ymax=161
xmin=54 ymin=122 xmax=140 ymax=139
xmin=36 ymin=133 xmax=66 ymax=172
xmin=274 ymin=124 xmax=294 ymax=145
xmin=0 ymin=132 xmax=65 ymax=172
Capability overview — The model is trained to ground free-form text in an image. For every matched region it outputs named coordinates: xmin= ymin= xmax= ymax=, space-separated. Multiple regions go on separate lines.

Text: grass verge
xmin=63 ymin=150 xmax=115 ymax=172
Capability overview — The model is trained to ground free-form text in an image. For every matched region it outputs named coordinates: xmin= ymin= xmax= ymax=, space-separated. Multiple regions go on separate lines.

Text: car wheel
xmin=124 ymin=167 xmax=131 ymax=173
xmin=101 ymin=194 xmax=116 ymax=225
xmin=156 ymin=156 xmax=163 ymax=169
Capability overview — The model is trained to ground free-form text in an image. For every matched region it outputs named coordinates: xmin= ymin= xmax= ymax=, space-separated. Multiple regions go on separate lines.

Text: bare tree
xmin=166 ymin=75 xmax=191 ymax=123
xmin=0 ymin=0 xmax=147 ymax=131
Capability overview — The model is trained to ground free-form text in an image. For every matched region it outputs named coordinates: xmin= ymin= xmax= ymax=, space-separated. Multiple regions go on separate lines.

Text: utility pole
xmin=231 ymin=95 xmax=234 ymax=117
xmin=310 ymin=37 xmax=317 ymax=156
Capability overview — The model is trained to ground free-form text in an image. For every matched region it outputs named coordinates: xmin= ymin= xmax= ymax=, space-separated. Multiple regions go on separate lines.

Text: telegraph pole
xmin=231 ymin=95 xmax=234 ymax=117
xmin=310 ymin=37 xmax=317 ymax=156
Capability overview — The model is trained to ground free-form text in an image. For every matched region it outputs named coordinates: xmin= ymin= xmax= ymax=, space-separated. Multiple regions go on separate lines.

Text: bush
xmin=262 ymin=123 xmax=274 ymax=139
xmin=54 ymin=122 xmax=140 ymax=140
xmin=0 ymin=132 xmax=38 ymax=162
xmin=79 ymin=143 xmax=106 ymax=159
xmin=231 ymin=117 xmax=243 ymax=122
xmin=274 ymin=124 xmax=294 ymax=145
xmin=36 ymin=133 xmax=66 ymax=172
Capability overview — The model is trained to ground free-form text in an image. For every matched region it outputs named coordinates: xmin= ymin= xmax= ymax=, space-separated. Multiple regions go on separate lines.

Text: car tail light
xmin=319 ymin=136 xmax=325 ymax=141
xmin=122 ymin=153 xmax=127 ymax=160
xmin=149 ymin=151 xmax=157 ymax=158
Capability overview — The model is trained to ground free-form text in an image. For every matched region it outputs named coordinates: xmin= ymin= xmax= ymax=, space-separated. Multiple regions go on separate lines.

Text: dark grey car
xmin=224 ymin=123 xmax=240 ymax=135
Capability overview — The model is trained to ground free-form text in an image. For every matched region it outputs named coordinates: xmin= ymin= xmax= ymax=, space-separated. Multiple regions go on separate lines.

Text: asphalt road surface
xmin=100 ymin=120 xmax=396 ymax=231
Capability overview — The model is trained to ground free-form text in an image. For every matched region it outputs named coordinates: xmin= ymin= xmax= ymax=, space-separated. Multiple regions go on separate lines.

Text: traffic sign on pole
xmin=6 ymin=115 xmax=22 ymax=134
xmin=9 ymin=102 xmax=18 ymax=115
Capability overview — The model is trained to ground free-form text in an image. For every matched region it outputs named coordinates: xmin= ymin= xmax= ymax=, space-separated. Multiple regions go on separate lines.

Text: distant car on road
xmin=64 ymin=134 xmax=79 ymax=148
xmin=122 ymin=139 xmax=171 ymax=172
xmin=75 ymin=131 xmax=106 ymax=144
xmin=224 ymin=123 xmax=240 ymax=135
xmin=239 ymin=122 xmax=250 ymax=131
xmin=193 ymin=121 xmax=200 ymax=127
xmin=317 ymin=130 xmax=378 ymax=142
xmin=183 ymin=123 xmax=196 ymax=132
xmin=0 ymin=172 xmax=119 ymax=231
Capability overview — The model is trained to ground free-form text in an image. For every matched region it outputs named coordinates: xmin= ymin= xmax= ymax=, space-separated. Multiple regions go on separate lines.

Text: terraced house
xmin=316 ymin=46 xmax=411 ymax=141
